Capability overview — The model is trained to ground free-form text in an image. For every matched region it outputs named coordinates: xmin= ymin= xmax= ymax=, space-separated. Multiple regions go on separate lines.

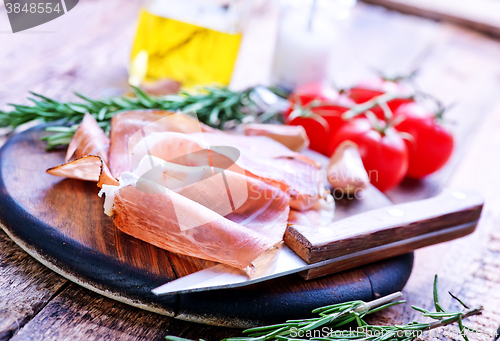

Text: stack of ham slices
xmin=47 ymin=110 xmax=331 ymax=272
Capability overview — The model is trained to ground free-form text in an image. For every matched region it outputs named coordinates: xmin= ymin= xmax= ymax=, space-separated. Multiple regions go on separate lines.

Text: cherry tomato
xmin=284 ymin=82 xmax=356 ymax=156
xmin=284 ymin=82 xmax=339 ymax=120
xmin=328 ymin=118 xmax=408 ymax=192
xmin=394 ymin=102 xmax=454 ymax=179
xmin=288 ymin=105 xmax=349 ymax=155
xmin=347 ymin=78 xmax=413 ymax=119
xmin=289 ymin=81 xmax=339 ymax=107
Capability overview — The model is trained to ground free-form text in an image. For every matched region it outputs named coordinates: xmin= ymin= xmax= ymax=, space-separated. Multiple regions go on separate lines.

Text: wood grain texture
xmin=8 ymin=283 xmax=241 ymax=341
xmin=331 ymin=186 xmax=392 ymax=221
xmin=0 ymin=125 xmax=413 ymax=328
xmin=286 ymin=190 xmax=483 ymax=264
xmin=360 ymin=0 xmax=500 ymax=38
xmin=366 ymin=95 xmax=500 ymax=341
xmin=2 ymin=0 xmax=500 ymax=339
xmin=0 ymin=230 xmax=67 ymax=341
xmin=0 ymin=126 xmax=180 ymax=316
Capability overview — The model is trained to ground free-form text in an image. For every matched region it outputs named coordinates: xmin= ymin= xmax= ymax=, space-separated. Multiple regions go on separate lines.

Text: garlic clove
xmin=327 ymin=141 xmax=370 ymax=195
xmin=141 ymin=79 xmax=181 ymax=96
xmin=244 ymin=124 xmax=309 ymax=152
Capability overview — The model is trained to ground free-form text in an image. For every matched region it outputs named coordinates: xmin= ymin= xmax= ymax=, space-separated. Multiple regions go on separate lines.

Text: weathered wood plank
xmin=8 ymin=283 xmax=242 ymax=341
xmin=386 ymin=24 xmax=500 ymax=203
xmin=330 ymin=3 xmax=439 ymax=89
xmin=361 ymin=0 xmax=500 ymax=38
xmin=2 ymin=0 xmax=500 ymax=340
xmin=0 ymin=0 xmax=139 ymax=108
xmin=0 ymin=230 xmax=67 ymax=341
xmin=367 ymin=94 xmax=500 ymax=340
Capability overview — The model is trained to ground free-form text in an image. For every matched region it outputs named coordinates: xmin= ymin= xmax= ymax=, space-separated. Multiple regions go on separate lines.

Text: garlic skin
xmin=140 ymin=79 xmax=181 ymax=96
xmin=327 ymin=141 xmax=369 ymax=194
xmin=244 ymin=124 xmax=309 ymax=152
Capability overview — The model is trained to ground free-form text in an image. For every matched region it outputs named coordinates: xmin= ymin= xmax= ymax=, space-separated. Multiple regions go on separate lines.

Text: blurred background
xmin=1 ymin=0 xmax=499 ymax=99
xmin=2 ymin=0 xmax=500 ymax=339
xmin=2 ymin=0 xmax=500 ymax=195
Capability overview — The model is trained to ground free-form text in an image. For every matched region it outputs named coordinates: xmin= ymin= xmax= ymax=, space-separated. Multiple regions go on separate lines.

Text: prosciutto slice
xmin=47 ymin=155 xmax=118 ymax=187
xmin=66 ymin=113 xmax=110 ymax=163
xmin=46 ymin=110 xmax=327 ymax=270
xmin=130 ymin=131 xmax=323 ymax=210
xmin=112 ymin=185 xmax=275 ymax=270
xmin=100 ymin=153 xmax=290 ymax=269
xmin=48 ymin=114 xmax=117 ymax=187
xmin=108 ymin=110 xmax=214 ymax=177
xmin=193 ymin=133 xmax=323 ymax=210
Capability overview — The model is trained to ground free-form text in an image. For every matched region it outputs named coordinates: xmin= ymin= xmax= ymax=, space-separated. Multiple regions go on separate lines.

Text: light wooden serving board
xmin=0 ymin=125 xmax=413 ymax=328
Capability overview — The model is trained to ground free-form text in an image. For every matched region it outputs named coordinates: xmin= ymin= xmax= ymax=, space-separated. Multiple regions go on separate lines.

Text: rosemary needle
xmin=165 ymin=275 xmax=483 ymax=341
xmin=0 ymin=86 xmax=276 ymax=149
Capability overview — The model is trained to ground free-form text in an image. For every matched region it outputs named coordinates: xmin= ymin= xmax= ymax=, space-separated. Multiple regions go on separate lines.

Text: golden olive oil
xmin=131 ymin=9 xmax=242 ymax=88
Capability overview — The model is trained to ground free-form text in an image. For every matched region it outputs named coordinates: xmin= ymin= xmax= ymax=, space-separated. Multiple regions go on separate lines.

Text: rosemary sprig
xmin=233 ymin=292 xmax=405 ymax=341
xmin=0 ymin=86 xmax=271 ymax=149
xmin=165 ymin=275 xmax=483 ymax=341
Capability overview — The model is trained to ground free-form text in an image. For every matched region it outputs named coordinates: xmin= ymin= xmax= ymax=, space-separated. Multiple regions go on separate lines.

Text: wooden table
xmin=2 ymin=0 xmax=500 ymax=340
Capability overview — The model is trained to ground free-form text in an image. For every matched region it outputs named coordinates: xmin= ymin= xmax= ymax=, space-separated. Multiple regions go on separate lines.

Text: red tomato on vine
xmin=284 ymin=82 xmax=354 ymax=156
xmin=328 ymin=118 xmax=409 ymax=192
xmin=288 ymin=105 xmax=350 ymax=155
xmin=347 ymin=77 xmax=414 ymax=119
xmin=394 ymin=102 xmax=454 ymax=179
xmin=285 ymin=82 xmax=339 ymax=117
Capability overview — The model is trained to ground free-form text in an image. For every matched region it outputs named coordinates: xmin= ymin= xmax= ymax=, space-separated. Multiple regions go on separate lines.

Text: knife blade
xmin=152 ymin=244 xmax=306 ymax=295
xmin=152 ymin=189 xmax=483 ymax=295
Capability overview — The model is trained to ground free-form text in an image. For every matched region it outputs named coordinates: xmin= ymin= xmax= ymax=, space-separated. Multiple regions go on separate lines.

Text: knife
xmin=152 ymin=189 xmax=483 ymax=295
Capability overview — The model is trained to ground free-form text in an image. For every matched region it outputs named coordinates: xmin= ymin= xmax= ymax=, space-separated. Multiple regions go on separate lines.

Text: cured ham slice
xmin=111 ymin=185 xmax=275 ymax=270
xmin=137 ymin=156 xmax=290 ymax=243
xmin=193 ymin=133 xmax=319 ymax=168
xmin=66 ymin=113 xmax=110 ymax=163
xmin=47 ymin=155 xmax=118 ymax=187
xmin=129 ymin=132 xmax=212 ymax=171
xmin=192 ymin=133 xmax=323 ymax=210
xmin=108 ymin=110 xmax=214 ymax=177
xmin=100 ymin=153 xmax=290 ymax=269
xmin=130 ymin=132 xmax=323 ymax=210
xmin=46 ymin=109 xmax=328 ymax=271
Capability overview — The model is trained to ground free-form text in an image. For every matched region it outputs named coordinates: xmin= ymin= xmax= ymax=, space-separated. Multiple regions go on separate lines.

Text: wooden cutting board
xmin=0 ymin=125 xmax=413 ymax=328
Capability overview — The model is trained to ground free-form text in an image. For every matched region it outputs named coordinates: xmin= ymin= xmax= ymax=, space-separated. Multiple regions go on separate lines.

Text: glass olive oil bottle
xmin=131 ymin=0 xmax=244 ymax=88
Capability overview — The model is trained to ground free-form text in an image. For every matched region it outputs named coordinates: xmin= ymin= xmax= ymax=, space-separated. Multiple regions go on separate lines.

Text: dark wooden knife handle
xmin=284 ymin=189 xmax=483 ymax=280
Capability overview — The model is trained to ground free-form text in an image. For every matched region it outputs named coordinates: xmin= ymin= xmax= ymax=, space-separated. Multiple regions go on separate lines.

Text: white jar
xmin=270 ymin=0 xmax=356 ymax=91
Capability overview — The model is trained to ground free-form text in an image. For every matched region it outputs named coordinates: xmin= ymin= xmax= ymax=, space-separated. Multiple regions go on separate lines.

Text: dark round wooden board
xmin=0 ymin=125 xmax=413 ymax=328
